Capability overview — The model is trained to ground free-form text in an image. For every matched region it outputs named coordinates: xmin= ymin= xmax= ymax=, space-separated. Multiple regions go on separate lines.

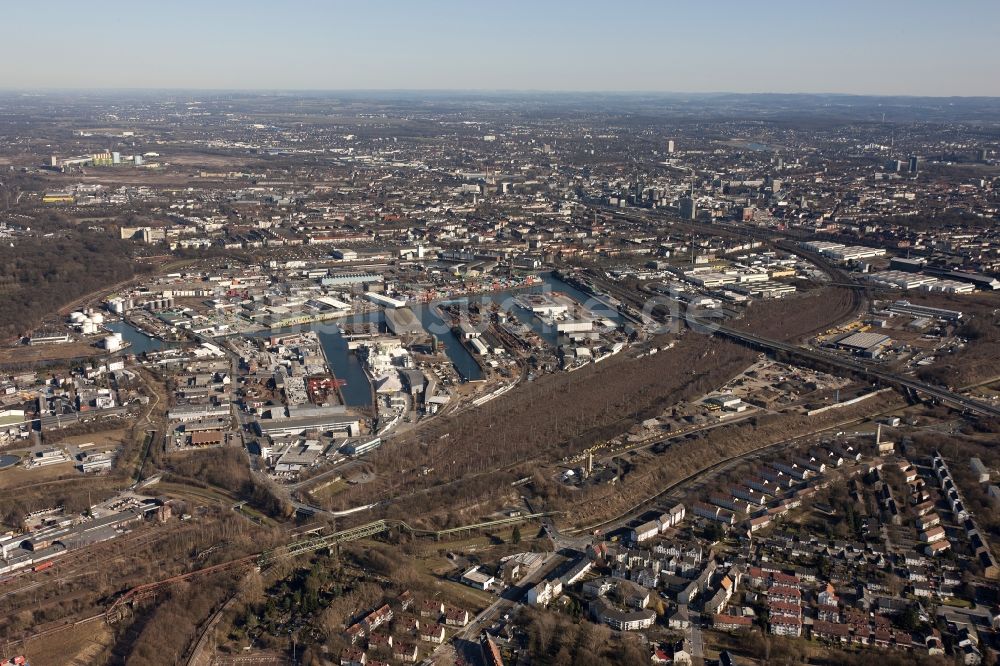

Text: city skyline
xmin=2 ymin=0 xmax=998 ymax=96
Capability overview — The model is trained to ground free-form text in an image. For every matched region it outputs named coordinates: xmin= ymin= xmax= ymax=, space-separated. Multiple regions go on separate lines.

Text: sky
xmin=2 ymin=0 xmax=998 ymax=96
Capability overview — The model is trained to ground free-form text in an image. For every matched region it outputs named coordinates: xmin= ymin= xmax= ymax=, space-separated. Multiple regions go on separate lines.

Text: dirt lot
xmin=166 ymin=152 xmax=264 ymax=169
xmin=0 ymin=340 xmax=106 ymax=366
xmin=17 ymin=617 xmax=113 ymax=666
xmin=409 ymin=548 xmax=495 ymax=612
xmin=51 ymin=428 xmax=127 ymax=448
xmin=0 ymin=460 xmax=78 ymax=490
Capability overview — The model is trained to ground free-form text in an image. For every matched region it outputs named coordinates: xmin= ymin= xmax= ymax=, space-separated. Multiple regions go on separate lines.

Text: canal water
xmin=258 ymin=314 xmax=380 ymax=407
xmin=421 ymin=271 xmax=623 ymax=376
xmin=251 ymin=272 xmax=623 ymax=403
xmin=105 ymin=320 xmax=167 ymax=356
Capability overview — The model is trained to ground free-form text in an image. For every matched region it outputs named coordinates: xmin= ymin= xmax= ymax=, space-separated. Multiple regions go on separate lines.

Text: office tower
xmin=680 ymin=196 xmax=696 ymax=220
xmin=909 ymin=156 xmax=919 ymax=173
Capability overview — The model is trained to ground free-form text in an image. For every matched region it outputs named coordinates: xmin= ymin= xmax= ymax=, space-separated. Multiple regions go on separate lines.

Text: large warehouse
xmin=832 ymin=331 xmax=892 ymax=358
xmin=384 ymin=307 xmax=425 ymax=337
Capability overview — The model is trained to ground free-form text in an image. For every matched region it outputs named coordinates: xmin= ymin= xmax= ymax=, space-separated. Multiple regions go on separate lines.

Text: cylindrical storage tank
xmin=70 ymin=312 xmax=87 ymax=323
xmin=82 ymin=322 xmax=97 ymax=335
xmin=103 ymin=335 xmax=122 ymax=352
xmin=89 ymin=312 xmax=105 ymax=324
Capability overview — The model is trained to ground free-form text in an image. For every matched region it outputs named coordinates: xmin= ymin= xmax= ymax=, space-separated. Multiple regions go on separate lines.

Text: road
xmin=587 ymin=408 xmax=760 ymax=466
xmin=566 ymin=401 xmax=903 ymax=538
xmin=443 ymin=553 xmax=564 ymax=665
xmin=703 ymin=317 xmax=1000 ymax=419
xmin=523 ymin=497 xmax=592 ymax=551
xmin=688 ymin=609 xmax=704 ymax=659
xmin=587 ymin=206 xmax=1000 ymax=419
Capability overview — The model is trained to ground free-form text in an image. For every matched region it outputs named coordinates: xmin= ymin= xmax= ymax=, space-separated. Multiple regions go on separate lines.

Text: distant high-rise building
xmin=666 ymin=140 xmax=675 ymax=153
xmin=908 ymin=156 xmax=919 ymax=173
xmin=977 ymin=148 xmax=988 ymax=162
xmin=679 ymin=196 xmax=696 ymax=220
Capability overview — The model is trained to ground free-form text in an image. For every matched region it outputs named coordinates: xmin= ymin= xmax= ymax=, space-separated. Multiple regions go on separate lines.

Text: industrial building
xmin=460 ymin=566 xmax=496 ymax=590
xmin=366 ymin=292 xmax=407 ymax=309
xmin=831 ymin=331 xmax=893 ymax=358
xmin=800 ymin=241 xmax=886 ymax=262
xmin=339 ymin=436 xmax=382 ymax=456
xmin=0 ymin=502 xmax=157 ymax=575
xmin=885 ymin=300 xmax=963 ymax=322
xmin=384 ymin=307 xmax=425 ymax=337
xmin=321 ymin=272 xmax=383 ymax=287
xmin=255 ymin=410 xmax=361 ymax=437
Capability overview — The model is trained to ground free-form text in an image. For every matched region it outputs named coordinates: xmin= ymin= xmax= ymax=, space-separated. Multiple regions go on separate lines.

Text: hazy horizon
xmin=1 ymin=88 xmax=999 ymax=99
xmin=3 ymin=0 xmax=999 ymax=96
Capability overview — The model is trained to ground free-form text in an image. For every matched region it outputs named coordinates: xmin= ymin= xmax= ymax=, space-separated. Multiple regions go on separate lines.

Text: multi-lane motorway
xmin=583 ymin=206 xmax=1000 ymax=421
xmin=702 ymin=317 xmax=1000 ymax=419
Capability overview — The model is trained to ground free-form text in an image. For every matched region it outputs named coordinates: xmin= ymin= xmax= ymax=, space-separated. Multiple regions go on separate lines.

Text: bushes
xmin=324 ymin=333 xmax=752 ymax=524
xmin=0 ymin=480 xmax=120 ymax=528
xmin=119 ymin=578 xmax=233 ymax=666
xmin=163 ymin=447 xmax=292 ymax=519
xmin=520 ymin=607 xmax=642 ymax=666
xmin=555 ymin=392 xmax=902 ymax=527
xmin=0 ymin=224 xmax=142 ymax=340
xmin=737 ymin=286 xmax=860 ymax=342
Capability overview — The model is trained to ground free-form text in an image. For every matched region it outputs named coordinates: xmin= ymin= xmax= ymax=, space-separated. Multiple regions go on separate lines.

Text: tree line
xmin=0 ymin=222 xmax=143 ymax=340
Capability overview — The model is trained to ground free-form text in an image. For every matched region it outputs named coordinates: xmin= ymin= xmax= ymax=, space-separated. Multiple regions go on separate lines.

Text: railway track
xmin=565 ymin=401 xmax=903 ymax=537
xmin=581 ymin=225 xmax=999 ymax=419
xmin=0 ymin=528 xmax=164 ymax=602
xmin=1 ymin=611 xmax=106 ymax=652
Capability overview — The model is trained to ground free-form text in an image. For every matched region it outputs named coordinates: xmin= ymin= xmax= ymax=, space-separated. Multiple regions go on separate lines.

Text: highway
xmin=701 ymin=316 xmax=1000 ymax=419
xmin=580 ymin=207 xmax=1000 ymax=420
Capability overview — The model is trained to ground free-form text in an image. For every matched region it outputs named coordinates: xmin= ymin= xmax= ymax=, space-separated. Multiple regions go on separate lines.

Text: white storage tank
xmin=89 ymin=312 xmax=105 ymax=325
xmin=69 ymin=311 xmax=87 ymax=323
xmin=103 ymin=333 xmax=124 ymax=352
